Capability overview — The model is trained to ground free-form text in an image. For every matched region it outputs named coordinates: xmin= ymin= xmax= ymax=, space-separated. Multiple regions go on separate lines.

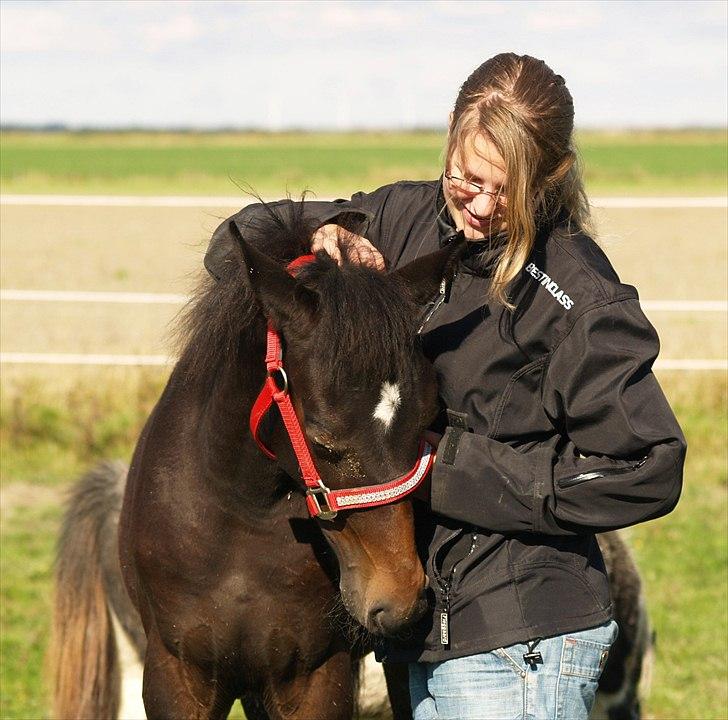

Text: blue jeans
xmin=409 ymin=619 xmax=619 ymax=720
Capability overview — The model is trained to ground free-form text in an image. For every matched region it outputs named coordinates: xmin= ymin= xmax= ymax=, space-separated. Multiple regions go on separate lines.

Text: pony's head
xmin=232 ymin=209 xmax=461 ymax=636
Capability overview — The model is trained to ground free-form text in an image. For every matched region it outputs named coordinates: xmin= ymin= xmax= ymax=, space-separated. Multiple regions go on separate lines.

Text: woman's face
xmin=444 ymin=132 xmax=507 ymax=241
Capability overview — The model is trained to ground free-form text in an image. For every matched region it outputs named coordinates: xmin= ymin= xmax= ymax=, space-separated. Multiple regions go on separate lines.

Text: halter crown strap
xmin=249 ymin=255 xmax=316 ymax=462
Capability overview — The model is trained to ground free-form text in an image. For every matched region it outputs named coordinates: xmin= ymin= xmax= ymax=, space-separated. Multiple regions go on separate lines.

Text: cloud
xmin=526 ymin=1 xmax=603 ymax=30
xmin=1 ymin=0 xmax=725 ymax=128
xmin=0 ymin=2 xmax=81 ymax=53
xmin=139 ymin=12 xmax=201 ymax=50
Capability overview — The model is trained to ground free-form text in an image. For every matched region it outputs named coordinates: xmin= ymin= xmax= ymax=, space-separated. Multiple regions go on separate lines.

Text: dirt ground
xmin=1 ymin=203 xmax=726 ymax=367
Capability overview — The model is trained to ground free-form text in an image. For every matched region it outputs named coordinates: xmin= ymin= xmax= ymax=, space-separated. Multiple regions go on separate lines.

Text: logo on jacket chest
xmin=525 ymin=262 xmax=574 ymax=310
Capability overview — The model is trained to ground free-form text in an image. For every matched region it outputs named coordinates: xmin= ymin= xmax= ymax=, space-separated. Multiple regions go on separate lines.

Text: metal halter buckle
xmin=306 ymin=480 xmax=338 ymax=521
xmin=268 ymin=367 xmax=288 ymax=397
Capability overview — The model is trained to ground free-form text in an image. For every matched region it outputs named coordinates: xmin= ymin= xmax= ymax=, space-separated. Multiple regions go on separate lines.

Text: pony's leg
xmin=241 ymin=694 xmax=271 ymax=720
xmin=142 ymin=630 xmax=234 ymax=720
xmin=263 ymin=648 xmax=354 ymax=720
xmin=383 ymin=661 xmax=413 ymax=720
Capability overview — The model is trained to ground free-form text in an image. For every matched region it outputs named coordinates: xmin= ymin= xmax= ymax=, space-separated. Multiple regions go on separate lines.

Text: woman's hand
xmin=311 ymin=224 xmax=385 ymax=270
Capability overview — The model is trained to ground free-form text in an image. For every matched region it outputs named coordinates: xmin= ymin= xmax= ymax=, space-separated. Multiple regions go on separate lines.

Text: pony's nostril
xmin=369 ymin=604 xmax=395 ymax=635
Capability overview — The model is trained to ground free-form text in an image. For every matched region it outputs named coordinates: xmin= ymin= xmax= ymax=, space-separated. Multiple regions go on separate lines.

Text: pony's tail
xmin=50 ymin=460 xmax=128 ymax=720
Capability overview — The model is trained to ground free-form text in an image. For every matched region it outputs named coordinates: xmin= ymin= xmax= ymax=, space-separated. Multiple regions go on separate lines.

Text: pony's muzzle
xmin=367 ymin=585 xmax=429 ymax=636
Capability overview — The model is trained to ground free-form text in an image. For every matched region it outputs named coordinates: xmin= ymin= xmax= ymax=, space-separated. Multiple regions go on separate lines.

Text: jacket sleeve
xmin=204 ymin=188 xmax=396 ymax=280
xmin=430 ymin=298 xmax=686 ymax=535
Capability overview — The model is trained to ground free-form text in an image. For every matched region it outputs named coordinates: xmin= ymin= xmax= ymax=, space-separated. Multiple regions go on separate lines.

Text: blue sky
xmin=1 ymin=0 xmax=726 ymax=129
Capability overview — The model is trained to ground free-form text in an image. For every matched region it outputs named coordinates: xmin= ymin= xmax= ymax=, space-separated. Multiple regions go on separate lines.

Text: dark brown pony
xmin=50 ymin=205 xmax=654 ymax=720
xmin=52 ymin=203 xmax=462 ymax=720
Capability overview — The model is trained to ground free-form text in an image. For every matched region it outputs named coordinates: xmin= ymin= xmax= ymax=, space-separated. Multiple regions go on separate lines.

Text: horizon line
xmin=2 ymin=123 xmax=726 ymax=134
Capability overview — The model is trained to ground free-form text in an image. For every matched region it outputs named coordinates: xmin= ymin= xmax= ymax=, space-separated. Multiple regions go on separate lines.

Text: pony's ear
xmin=392 ymin=238 xmax=466 ymax=304
xmin=228 ymin=220 xmax=318 ymax=326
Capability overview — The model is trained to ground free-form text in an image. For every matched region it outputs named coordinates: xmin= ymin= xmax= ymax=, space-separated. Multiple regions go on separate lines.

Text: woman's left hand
xmin=311 ymin=224 xmax=385 ymax=270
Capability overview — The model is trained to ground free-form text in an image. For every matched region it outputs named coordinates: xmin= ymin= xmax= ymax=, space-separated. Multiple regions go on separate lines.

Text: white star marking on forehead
xmin=373 ymin=381 xmax=401 ymax=430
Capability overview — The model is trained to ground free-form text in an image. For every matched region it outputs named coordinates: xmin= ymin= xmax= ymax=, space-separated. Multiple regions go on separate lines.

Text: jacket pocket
xmin=488 ymin=358 xmax=551 ymax=442
xmin=557 ymin=458 xmax=647 ymax=489
xmin=513 ymin=561 xmax=610 ymax=626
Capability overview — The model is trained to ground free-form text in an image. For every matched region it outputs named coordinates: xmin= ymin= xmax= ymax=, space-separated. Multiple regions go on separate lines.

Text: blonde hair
xmin=446 ymin=53 xmax=593 ymax=307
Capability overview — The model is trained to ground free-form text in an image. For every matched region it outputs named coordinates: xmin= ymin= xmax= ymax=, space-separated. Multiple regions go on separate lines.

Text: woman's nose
xmin=467 ymin=194 xmax=495 ymax=218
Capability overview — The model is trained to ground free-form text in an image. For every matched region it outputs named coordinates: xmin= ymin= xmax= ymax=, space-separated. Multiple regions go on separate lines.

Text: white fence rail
xmin=1 ymin=289 xmax=187 ymax=304
xmin=2 ymin=289 xmax=726 ymax=313
xmin=2 ymin=291 xmax=725 ymax=369
xmin=2 ymin=194 xmax=727 ymax=209
xmin=1 ymin=352 xmax=724 ymax=371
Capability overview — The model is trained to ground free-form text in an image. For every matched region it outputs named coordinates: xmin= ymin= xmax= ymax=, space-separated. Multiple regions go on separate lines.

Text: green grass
xmin=1 ymin=129 xmax=725 ymax=196
xmin=1 ymin=503 xmax=61 ymax=720
xmin=627 ymin=374 xmax=728 ymax=718
xmin=0 ymin=370 xmax=726 ymax=718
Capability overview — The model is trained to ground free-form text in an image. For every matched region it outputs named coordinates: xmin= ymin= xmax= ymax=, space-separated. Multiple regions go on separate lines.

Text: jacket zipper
xmin=436 ymin=531 xmax=479 ymax=646
xmin=417 ymin=276 xmax=453 ymax=335
xmin=557 ymin=458 xmax=647 ymax=489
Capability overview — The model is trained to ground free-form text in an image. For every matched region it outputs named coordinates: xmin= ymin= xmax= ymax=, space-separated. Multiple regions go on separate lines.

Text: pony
xmin=52 ymin=202 xmax=462 ymax=720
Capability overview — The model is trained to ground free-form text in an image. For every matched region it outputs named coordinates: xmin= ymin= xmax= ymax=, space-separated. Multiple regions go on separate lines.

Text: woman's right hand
xmin=311 ymin=224 xmax=385 ymax=270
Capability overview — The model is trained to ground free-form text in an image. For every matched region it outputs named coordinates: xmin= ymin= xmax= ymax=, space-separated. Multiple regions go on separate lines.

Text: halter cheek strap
xmin=248 ymin=255 xmax=434 ymax=520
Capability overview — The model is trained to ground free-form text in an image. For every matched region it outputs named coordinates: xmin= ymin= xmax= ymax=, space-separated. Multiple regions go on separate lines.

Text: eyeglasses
xmin=444 ymin=171 xmax=504 ymax=202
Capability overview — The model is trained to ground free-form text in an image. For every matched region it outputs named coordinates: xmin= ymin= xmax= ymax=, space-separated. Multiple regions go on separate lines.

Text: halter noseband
xmin=249 ymin=255 xmax=434 ymax=520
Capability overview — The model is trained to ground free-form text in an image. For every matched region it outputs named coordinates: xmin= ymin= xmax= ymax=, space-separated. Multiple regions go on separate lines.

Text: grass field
xmin=2 ymin=129 xmax=727 ymax=196
xmin=1 ymin=130 xmax=727 ymax=719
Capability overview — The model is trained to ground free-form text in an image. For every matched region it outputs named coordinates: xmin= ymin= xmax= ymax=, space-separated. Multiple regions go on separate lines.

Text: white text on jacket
xmin=525 ymin=262 xmax=574 ymax=310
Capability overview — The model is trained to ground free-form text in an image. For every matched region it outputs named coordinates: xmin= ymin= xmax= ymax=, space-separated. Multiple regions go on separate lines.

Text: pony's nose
xmin=368 ymin=604 xmax=401 ymax=636
xmin=368 ymin=587 xmax=429 ymax=636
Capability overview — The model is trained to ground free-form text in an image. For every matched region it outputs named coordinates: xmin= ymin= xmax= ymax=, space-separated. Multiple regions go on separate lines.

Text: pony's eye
xmin=311 ymin=440 xmax=343 ymax=464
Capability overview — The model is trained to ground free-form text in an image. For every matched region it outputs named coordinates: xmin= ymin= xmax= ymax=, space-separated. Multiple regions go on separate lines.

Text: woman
xmin=205 ymin=54 xmax=685 ymax=719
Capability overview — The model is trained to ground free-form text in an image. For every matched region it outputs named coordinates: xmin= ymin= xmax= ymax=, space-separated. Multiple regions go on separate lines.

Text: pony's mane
xmin=174 ymin=202 xmax=420 ymax=389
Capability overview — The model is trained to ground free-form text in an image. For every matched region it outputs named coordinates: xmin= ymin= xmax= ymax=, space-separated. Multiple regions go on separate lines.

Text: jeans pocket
xmin=560 ymin=620 xmax=618 ymax=680
xmin=493 ymin=647 xmax=527 ymax=677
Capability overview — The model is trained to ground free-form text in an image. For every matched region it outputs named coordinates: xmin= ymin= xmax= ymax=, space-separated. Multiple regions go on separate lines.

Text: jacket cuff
xmin=430 ymin=427 xmax=554 ymax=533
xmin=430 ymin=427 xmax=479 ymax=519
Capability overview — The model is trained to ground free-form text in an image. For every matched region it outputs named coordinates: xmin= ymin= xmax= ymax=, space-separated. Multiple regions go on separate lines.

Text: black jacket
xmin=205 ymin=180 xmax=685 ymax=662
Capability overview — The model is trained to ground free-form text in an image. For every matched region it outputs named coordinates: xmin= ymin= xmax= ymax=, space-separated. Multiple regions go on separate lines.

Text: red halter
xmin=249 ymin=255 xmax=435 ymax=520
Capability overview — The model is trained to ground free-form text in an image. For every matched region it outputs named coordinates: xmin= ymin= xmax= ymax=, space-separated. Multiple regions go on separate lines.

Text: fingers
xmin=337 ymin=230 xmax=385 ymax=270
xmin=311 ymin=225 xmax=343 ymax=265
xmin=342 ymin=236 xmax=386 ymax=271
xmin=311 ymin=224 xmax=385 ymax=270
